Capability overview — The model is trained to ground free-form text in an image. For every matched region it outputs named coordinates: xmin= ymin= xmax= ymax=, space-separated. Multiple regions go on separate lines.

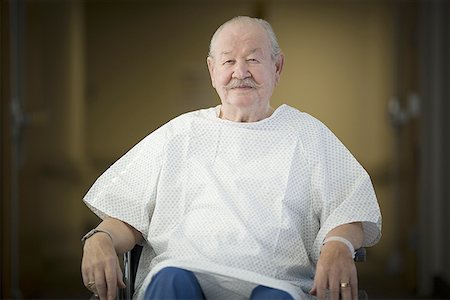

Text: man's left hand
xmin=310 ymin=241 xmax=358 ymax=300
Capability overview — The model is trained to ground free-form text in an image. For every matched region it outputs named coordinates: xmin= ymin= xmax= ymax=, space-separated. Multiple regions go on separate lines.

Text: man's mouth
xmin=233 ymin=85 xmax=253 ymax=89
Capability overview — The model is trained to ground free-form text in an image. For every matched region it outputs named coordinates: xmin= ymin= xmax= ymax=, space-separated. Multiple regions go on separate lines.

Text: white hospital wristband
xmin=322 ymin=236 xmax=355 ymax=259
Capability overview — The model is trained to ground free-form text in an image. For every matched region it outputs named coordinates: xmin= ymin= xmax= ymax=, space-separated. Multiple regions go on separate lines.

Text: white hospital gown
xmin=84 ymin=104 xmax=382 ymax=300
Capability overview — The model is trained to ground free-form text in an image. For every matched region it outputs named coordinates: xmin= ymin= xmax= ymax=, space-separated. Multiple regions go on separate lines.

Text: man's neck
xmin=219 ymin=104 xmax=274 ymax=123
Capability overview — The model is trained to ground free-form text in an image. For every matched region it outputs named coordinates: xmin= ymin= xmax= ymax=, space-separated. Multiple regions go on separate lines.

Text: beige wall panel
xmin=270 ymin=1 xmax=395 ymax=170
xmin=269 ymin=1 xmax=398 ymax=288
xmin=85 ymin=2 xmax=255 ymax=165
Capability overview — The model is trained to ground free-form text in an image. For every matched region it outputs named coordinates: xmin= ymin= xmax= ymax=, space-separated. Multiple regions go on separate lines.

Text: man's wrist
xmin=81 ymin=228 xmax=113 ymax=248
xmin=321 ymin=236 xmax=355 ymax=259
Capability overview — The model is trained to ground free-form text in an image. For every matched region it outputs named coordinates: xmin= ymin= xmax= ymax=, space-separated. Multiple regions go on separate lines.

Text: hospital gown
xmin=83 ymin=104 xmax=382 ymax=300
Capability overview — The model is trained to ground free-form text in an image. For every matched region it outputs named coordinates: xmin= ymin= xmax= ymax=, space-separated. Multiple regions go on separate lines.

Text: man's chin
xmin=224 ymin=96 xmax=261 ymax=108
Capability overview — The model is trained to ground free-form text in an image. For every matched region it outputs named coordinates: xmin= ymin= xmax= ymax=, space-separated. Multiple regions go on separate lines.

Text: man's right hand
xmin=81 ymin=218 xmax=141 ymax=300
xmin=81 ymin=231 xmax=126 ymax=300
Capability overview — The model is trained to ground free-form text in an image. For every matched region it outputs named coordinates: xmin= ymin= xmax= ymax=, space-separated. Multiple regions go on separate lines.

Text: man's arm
xmin=95 ymin=217 xmax=142 ymax=254
xmin=311 ymin=222 xmax=363 ymax=300
xmin=81 ymin=217 xmax=142 ymax=300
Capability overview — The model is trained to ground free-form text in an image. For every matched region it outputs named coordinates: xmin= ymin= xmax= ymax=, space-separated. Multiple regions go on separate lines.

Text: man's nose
xmin=232 ymin=61 xmax=250 ymax=79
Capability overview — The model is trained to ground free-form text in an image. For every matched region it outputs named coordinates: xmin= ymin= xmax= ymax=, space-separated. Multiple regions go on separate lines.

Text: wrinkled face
xmin=207 ymin=21 xmax=283 ymax=110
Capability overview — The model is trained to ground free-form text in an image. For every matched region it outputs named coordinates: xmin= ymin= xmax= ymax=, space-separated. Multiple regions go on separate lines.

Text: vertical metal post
xmin=417 ymin=0 xmax=448 ymax=296
xmin=123 ymin=251 xmax=132 ymax=300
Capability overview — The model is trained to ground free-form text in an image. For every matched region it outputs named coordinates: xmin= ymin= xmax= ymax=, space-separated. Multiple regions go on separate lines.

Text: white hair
xmin=208 ymin=16 xmax=282 ymax=60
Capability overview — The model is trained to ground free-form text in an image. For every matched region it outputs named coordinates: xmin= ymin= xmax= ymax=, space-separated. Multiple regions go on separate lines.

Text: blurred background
xmin=1 ymin=0 xmax=449 ymax=299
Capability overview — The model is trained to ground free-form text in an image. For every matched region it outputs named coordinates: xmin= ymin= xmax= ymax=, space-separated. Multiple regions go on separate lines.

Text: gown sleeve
xmin=303 ymin=116 xmax=382 ymax=262
xmin=83 ymin=125 xmax=168 ymax=239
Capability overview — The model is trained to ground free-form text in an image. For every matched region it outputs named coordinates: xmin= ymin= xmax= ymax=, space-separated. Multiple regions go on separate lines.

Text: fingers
xmin=314 ymin=276 xmax=335 ymax=300
xmin=339 ymin=281 xmax=352 ymax=300
xmin=82 ymin=256 xmax=121 ymax=299
xmin=309 ymin=283 xmax=317 ymax=296
xmin=105 ymin=257 xmax=125 ymax=300
xmin=94 ymin=257 xmax=122 ymax=300
xmin=83 ymin=270 xmax=117 ymax=300
xmin=350 ymin=273 xmax=358 ymax=300
xmin=312 ymin=281 xmax=355 ymax=300
xmin=327 ymin=277 xmax=341 ymax=300
xmin=81 ymin=263 xmax=90 ymax=288
xmin=94 ymin=269 xmax=107 ymax=299
xmin=116 ymin=259 xmax=126 ymax=289
xmin=82 ymin=260 xmax=97 ymax=295
xmin=311 ymin=260 xmax=358 ymax=300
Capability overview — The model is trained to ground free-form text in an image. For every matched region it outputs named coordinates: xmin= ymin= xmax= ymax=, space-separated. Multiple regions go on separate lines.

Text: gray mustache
xmin=225 ymin=78 xmax=261 ymax=90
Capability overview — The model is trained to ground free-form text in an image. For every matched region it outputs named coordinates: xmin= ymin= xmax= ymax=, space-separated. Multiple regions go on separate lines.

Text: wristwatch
xmin=81 ymin=229 xmax=113 ymax=247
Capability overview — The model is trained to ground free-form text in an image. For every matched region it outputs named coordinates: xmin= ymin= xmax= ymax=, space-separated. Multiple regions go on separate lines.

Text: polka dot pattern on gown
xmin=84 ymin=104 xmax=382 ymax=300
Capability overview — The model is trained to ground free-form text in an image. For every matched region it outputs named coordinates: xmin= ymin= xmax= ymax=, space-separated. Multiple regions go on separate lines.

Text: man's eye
xmin=247 ymin=58 xmax=259 ymax=63
xmin=223 ymin=60 xmax=234 ymax=65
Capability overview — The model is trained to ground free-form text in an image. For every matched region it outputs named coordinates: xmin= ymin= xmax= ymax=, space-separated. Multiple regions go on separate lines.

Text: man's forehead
xmin=214 ymin=33 xmax=270 ymax=57
xmin=220 ymin=48 xmax=263 ymax=56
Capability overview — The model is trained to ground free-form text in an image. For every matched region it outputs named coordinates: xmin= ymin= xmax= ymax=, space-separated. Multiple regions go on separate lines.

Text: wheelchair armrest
xmin=119 ymin=245 xmax=143 ymax=300
xmin=354 ymin=247 xmax=366 ymax=262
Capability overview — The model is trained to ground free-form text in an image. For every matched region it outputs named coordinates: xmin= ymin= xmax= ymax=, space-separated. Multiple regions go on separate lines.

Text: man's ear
xmin=274 ymin=53 xmax=285 ymax=85
xmin=207 ymin=56 xmax=216 ymax=88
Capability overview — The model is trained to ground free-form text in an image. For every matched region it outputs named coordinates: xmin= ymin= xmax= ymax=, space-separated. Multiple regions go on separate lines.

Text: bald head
xmin=208 ymin=16 xmax=281 ymax=60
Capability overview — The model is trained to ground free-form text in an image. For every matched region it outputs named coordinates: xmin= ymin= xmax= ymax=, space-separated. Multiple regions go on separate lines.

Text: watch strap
xmin=81 ymin=229 xmax=113 ymax=247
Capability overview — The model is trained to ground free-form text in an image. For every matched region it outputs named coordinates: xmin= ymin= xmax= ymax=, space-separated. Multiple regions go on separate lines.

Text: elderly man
xmin=81 ymin=16 xmax=381 ymax=300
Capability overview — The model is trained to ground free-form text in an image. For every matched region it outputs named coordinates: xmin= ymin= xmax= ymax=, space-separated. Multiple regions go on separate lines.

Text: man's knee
xmin=145 ymin=267 xmax=204 ymax=299
xmin=154 ymin=267 xmax=196 ymax=283
xmin=250 ymin=285 xmax=294 ymax=300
